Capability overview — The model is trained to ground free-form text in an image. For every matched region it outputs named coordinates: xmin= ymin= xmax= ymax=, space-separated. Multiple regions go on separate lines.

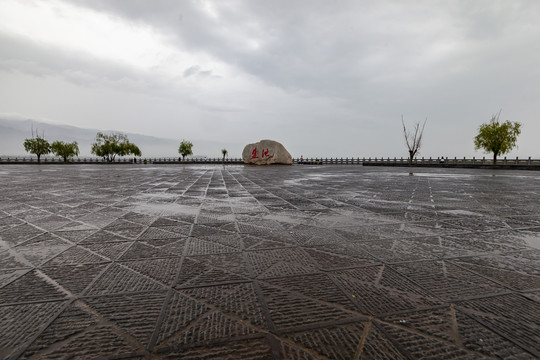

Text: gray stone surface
xmin=242 ymin=139 xmax=292 ymax=165
xmin=0 ymin=164 xmax=539 ymax=359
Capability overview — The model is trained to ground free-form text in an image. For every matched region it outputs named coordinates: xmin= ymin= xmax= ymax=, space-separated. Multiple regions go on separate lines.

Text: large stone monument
xmin=242 ymin=139 xmax=292 ymax=165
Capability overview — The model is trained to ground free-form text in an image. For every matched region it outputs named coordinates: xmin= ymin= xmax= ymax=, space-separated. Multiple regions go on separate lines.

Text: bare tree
xmin=402 ymin=116 xmax=427 ymax=164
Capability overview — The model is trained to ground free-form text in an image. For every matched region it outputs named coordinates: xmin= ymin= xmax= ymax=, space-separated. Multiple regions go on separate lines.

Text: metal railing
xmin=359 ymin=156 xmax=540 ymax=166
xmin=1 ymin=156 xmax=539 ymax=168
xmin=0 ymin=157 xmax=244 ymax=164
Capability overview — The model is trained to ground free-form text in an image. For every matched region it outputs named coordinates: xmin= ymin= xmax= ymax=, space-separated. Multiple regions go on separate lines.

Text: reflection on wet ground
xmin=1 ymin=164 xmax=539 ymax=359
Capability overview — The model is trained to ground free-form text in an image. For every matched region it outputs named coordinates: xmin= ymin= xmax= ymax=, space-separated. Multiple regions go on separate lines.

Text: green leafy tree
xmin=221 ymin=148 xmax=228 ymax=162
xmin=91 ymin=132 xmax=141 ymax=162
xmin=23 ymin=131 xmax=51 ymax=163
xmin=474 ymin=111 xmax=521 ymax=164
xmin=51 ymin=141 xmax=79 ymax=162
xmin=178 ymin=140 xmax=193 ymax=161
xmin=402 ymin=116 xmax=427 ymax=164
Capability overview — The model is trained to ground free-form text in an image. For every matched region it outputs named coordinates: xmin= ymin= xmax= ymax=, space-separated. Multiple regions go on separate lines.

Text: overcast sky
xmin=1 ymin=0 xmax=539 ymax=158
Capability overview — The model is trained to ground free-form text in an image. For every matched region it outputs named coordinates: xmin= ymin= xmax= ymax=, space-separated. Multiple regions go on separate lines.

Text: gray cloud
xmin=1 ymin=0 xmax=539 ymax=158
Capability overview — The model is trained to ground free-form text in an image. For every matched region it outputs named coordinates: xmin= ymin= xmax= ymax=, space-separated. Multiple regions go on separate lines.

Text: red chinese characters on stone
xmin=261 ymin=148 xmax=269 ymax=158
xmin=251 ymin=148 xmax=258 ymax=159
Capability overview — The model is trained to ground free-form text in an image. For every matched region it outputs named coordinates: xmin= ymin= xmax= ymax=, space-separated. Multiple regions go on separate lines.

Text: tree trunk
xmin=493 ymin=153 xmax=497 ymax=165
xmin=37 ymin=154 xmax=41 ymax=164
xmin=408 ymin=151 xmax=414 ymax=164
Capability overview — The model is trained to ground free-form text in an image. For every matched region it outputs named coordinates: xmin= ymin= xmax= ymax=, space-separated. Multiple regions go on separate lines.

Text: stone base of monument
xmin=242 ymin=139 xmax=292 ymax=165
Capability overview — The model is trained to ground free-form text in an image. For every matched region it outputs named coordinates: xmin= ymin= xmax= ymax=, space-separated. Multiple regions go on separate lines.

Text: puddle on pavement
xmin=520 ymin=232 xmax=540 ymax=250
xmin=439 ymin=210 xmax=484 ymax=217
xmin=378 ymin=172 xmax=476 ymax=179
xmin=135 ymin=192 xmax=179 ymax=199
xmin=130 ymin=202 xmax=199 ymax=216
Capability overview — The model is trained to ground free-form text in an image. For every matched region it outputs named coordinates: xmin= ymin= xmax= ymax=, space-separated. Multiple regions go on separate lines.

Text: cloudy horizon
xmin=1 ymin=0 xmax=539 ymax=158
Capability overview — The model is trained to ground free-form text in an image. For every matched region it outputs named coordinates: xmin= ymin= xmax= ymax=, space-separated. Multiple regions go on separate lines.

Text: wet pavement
xmin=1 ymin=164 xmax=539 ymax=359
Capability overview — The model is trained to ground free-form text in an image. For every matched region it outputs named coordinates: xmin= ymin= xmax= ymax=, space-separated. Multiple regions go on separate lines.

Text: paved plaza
xmin=1 ymin=164 xmax=539 ymax=359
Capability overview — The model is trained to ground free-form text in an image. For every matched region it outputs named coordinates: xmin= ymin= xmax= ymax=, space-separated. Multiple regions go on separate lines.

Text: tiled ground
xmin=1 ymin=164 xmax=539 ymax=359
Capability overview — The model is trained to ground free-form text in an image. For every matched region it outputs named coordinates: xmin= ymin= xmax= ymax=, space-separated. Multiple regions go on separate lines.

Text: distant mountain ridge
xmin=0 ymin=117 xmax=240 ymax=158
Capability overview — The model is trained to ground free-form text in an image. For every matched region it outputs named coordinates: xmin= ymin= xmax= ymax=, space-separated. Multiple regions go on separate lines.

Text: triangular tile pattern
xmin=195 ymin=252 xmax=250 ymax=275
xmin=102 ymin=220 xmax=147 ymax=239
xmin=175 ymin=258 xmax=220 ymax=287
xmin=259 ymin=283 xmax=355 ymax=331
xmin=185 ymin=238 xmax=238 ymax=255
xmin=0 ymin=224 xmax=45 ymax=247
xmin=453 ymin=259 xmax=540 ymax=290
xmin=279 ymin=341 xmax=320 ymax=360
xmin=246 ymin=247 xmax=317 ymax=278
xmin=118 ymin=241 xmax=176 ymax=260
xmin=472 ymin=312 xmax=540 ymax=354
xmin=304 ymin=247 xmax=370 ymax=269
xmin=0 ymin=215 xmax=25 ymax=232
xmin=27 ymin=214 xmax=73 ymax=231
xmin=44 ymin=246 xmax=107 ymax=266
xmin=333 ymin=274 xmax=441 ymax=316
xmin=85 ymin=263 xmax=166 ymax=295
xmin=138 ymin=227 xmax=182 ymax=240
xmin=82 ymin=241 xmax=133 ymax=261
xmin=237 ymin=222 xmax=295 ymax=244
xmin=0 ymin=270 xmax=68 ymax=304
xmin=358 ymin=323 xmax=408 ymax=360
xmin=378 ymin=265 xmax=436 ymax=297
xmin=390 ymin=260 xmax=507 ymax=301
xmin=244 ymin=238 xmax=288 ymax=250
xmin=284 ymin=321 xmax=366 ymax=359
xmin=455 ymin=293 xmax=540 ymax=325
xmin=0 ymin=268 xmax=29 ymax=288
xmin=160 ymin=238 xmax=188 ymax=255
xmin=20 ymin=301 xmax=98 ymax=359
xmin=455 ymin=310 xmax=533 ymax=358
xmin=122 ymin=257 xmax=181 ymax=286
xmin=181 ymin=282 xmax=266 ymax=329
xmin=154 ymin=291 xmax=210 ymax=346
xmin=175 ymin=257 xmax=246 ymax=288
xmin=12 ymin=233 xmax=72 ymax=266
xmin=121 ymin=211 xmax=157 ymax=226
xmin=195 ymin=233 xmax=242 ymax=249
xmin=53 ymin=229 xmax=97 ymax=243
xmin=381 ymin=307 xmax=457 ymax=343
xmin=159 ymin=337 xmax=273 ymax=359
xmin=83 ymin=291 xmax=168 ymax=347
xmin=79 ymin=230 xmax=131 ymax=244
xmin=0 ymin=249 xmax=33 ymax=269
xmin=265 ymin=273 xmax=357 ymax=311
xmin=0 ymin=300 xmax=67 ymax=359
xmin=42 ymin=263 xmax=109 ymax=295
xmin=2 ymin=166 xmax=540 ymax=358
xmin=27 ymin=324 xmax=142 ymax=359
xmin=164 ymin=310 xmax=258 ymax=347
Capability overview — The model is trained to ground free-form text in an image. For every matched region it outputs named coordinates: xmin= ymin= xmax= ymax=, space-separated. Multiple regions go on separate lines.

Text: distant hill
xmin=0 ymin=117 xmax=242 ymax=158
